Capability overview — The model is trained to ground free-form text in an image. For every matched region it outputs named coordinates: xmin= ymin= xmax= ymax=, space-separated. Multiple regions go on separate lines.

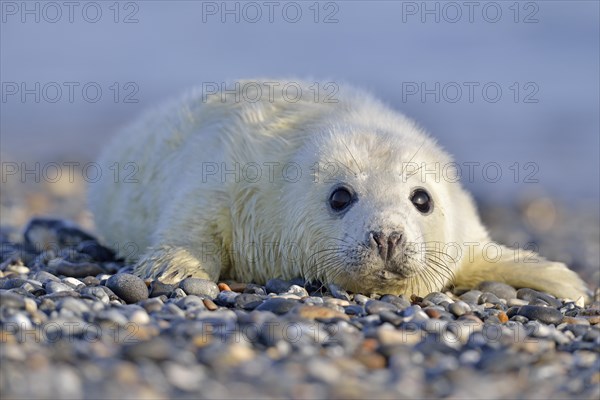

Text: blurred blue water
xmin=1 ymin=1 xmax=598 ymax=202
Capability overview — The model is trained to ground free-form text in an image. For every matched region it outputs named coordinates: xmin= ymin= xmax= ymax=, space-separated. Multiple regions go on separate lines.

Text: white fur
xmin=88 ymin=79 xmax=588 ymax=301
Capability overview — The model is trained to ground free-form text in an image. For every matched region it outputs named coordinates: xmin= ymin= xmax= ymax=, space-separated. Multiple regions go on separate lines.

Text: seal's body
xmin=89 ymin=79 xmax=587 ymax=300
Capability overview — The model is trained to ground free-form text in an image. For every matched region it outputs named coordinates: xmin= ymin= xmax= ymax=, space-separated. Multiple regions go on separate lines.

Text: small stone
xmin=476 ymin=281 xmax=517 ymax=300
xmin=286 ymin=285 xmax=309 ymax=298
xmin=380 ymin=294 xmax=410 ymax=310
xmin=255 ymin=298 xmax=298 ymax=315
xmin=0 ymin=291 xmax=26 ymax=309
xmin=479 ymin=292 xmax=502 ymax=305
xmin=365 ymin=300 xmax=398 ymax=315
xmin=516 ymin=305 xmax=563 ymax=325
xmin=425 ymin=308 xmax=441 ymax=319
xmin=214 ymin=290 xmax=238 ymax=307
xmin=344 ymin=305 xmax=365 ymax=316
xmin=45 ymin=281 xmax=74 ymax=294
xmin=79 ymin=286 xmax=110 ymax=304
xmin=178 ymin=278 xmax=219 ymax=298
xmin=448 ymin=301 xmax=471 ymax=317
xmin=424 ymin=292 xmax=454 ymax=305
xmin=353 ymin=294 xmax=370 ymax=305
xmin=32 ymin=271 xmax=61 ymax=283
xmin=62 ymin=277 xmax=85 ymax=289
xmin=497 ymin=311 xmax=509 ymax=323
xmin=507 ymin=298 xmax=529 ymax=307
xmin=517 ymin=288 xmax=562 ymax=307
xmin=149 ymin=280 xmax=176 ymax=297
xmin=55 ymin=260 xmax=104 ymax=278
xmin=265 ymin=278 xmax=292 ymax=294
xmin=328 ymin=284 xmax=351 ymax=301
xmin=202 ymin=298 xmax=218 ymax=311
xmin=460 ymin=290 xmax=482 ymax=304
xmin=76 ymin=240 xmax=116 ymax=262
xmin=294 ymin=305 xmax=349 ymax=321
xmin=234 ymin=293 xmax=265 ymax=310
xmin=228 ymin=282 xmax=248 ymax=292
xmin=123 ymin=337 xmax=172 ymax=361
xmin=218 ymin=282 xmax=232 ymax=292
xmin=106 ymin=273 xmax=149 ymax=304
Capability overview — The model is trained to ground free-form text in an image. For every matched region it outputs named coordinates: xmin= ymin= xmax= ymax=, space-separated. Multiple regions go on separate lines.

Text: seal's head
xmin=277 ymin=100 xmax=484 ymax=297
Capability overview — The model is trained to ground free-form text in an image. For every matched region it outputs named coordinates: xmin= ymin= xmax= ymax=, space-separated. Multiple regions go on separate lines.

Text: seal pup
xmin=88 ymin=79 xmax=588 ymax=300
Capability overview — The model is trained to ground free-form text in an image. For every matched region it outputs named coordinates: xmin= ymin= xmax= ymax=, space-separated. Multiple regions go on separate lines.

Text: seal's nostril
xmin=370 ymin=231 xmax=383 ymax=247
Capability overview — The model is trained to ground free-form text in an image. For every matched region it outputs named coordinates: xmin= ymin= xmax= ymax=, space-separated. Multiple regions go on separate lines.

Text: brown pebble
xmin=584 ymin=316 xmax=600 ymax=325
xmin=228 ymin=282 xmax=247 ymax=292
xmin=193 ymin=334 xmax=212 ymax=347
xmin=425 ymin=309 xmax=441 ymax=319
xmin=498 ymin=311 xmax=509 ymax=323
xmin=562 ymin=316 xmax=590 ymax=326
xmin=410 ymin=294 xmax=423 ymax=304
xmin=361 ymin=338 xmax=379 ymax=352
xmin=295 ymin=305 xmax=349 ymax=321
xmin=203 ymin=298 xmax=218 ymax=311
xmin=218 ymin=282 xmax=232 ymax=292
xmin=355 ymin=352 xmax=386 ymax=369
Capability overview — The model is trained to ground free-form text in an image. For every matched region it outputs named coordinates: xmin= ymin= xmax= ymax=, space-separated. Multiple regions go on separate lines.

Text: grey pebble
xmin=424 ymin=292 xmax=454 ymax=305
xmin=149 ymin=280 xmax=176 ymax=297
xmin=516 ymin=305 xmax=563 ymax=325
xmin=365 ymin=299 xmax=398 ymax=314
xmin=448 ymin=301 xmax=471 ymax=317
xmin=178 ymin=278 xmax=219 ymax=298
xmin=328 ymin=283 xmax=351 ymax=301
xmin=105 ymin=273 xmax=149 ymax=304
xmin=380 ymin=294 xmax=411 ymax=309
xmin=286 ymin=285 xmax=309 ymax=298
xmin=55 ymin=260 xmax=104 ymax=278
xmin=123 ymin=337 xmax=173 ymax=361
xmin=80 ymin=286 xmax=110 ymax=304
xmin=478 ymin=292 xmax=502 ymax=305
xmin=517 ymin=288 xmax=562 ymax=307
xmin=215 ymin=290 xmax=239 ymax=307
xmin=265 ymin=278 xmax=292 ymax=294
xmin=234 ymin=293 xmax=265 ymax=310
xmin=255 ymin=297 xmax=299 ymax=315
xmin=45 ymin=281 xmax=75 ymax=294
xmin=32 ymin=270 xmax=61 ymax=283
xmin=459 ymin=290 xmax=482 ymax=304
xmin=477 ymin=281 xmax=517 ymax=300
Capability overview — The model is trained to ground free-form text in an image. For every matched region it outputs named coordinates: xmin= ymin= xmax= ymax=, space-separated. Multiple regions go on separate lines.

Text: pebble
xmin=516 ymin=305 xmax=563 ymax=325
xmin=424 ymin=292 xmax=454 ymax=305
xmin=54 ymin=260 xmax=104 ymax=278
xmin=380 ymin=294 xmax=411 ymax=309
xmin=265 ymin=278 xmax=292 ymax=294
xmin=255 ymin=298 xmax=298 ymax=315
xmin=178 ymin=278 xmax=219 ymax=298
xmin=459 ymin=290 xmax=482 ymax=304
xmin=149 ymin=281 xmax=176 ymax=297
xmin=234 ymin=293 xmax=265 ymax=310
xmin=328 ymin=284 xmax=351 ymax=301
xmin=476 ymin=281 xmax=517 ymax=300
xmin=517 ymin=288 xmax=562 ymax=307
xmin=448 ymin=301 xmax=471 ymax=317
xmin=294 ymin=305 xmax=349 ymax=321
xmin=365 ymin=300 xmax=398 ymax=314
xmin=45 ymin=281 xmax=74 ymax=294
xmin=106 ymin=273 xmax=149 ymax=304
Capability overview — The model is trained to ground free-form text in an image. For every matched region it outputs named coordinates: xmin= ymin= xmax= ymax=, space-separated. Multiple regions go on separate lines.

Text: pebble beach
xmin=1 ymin=185 xmax=599 ymax=399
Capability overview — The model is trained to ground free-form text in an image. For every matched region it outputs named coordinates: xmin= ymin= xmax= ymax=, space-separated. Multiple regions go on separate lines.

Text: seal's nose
xmin=369 ymin=231 xmax=403 ymax=262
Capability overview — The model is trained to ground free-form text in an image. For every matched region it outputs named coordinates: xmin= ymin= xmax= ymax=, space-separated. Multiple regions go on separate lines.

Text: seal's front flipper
xmin=454 ymin=243 xmax=589 ymax=303
xmin=134 ymin=245 xmax=216 ymax=284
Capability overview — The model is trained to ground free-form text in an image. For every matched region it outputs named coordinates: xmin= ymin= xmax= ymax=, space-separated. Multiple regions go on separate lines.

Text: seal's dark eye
xmin=410 ymin=188 xmax=433 ymax=214
xmin=329 ymin=187 xmax=353 ymax=212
